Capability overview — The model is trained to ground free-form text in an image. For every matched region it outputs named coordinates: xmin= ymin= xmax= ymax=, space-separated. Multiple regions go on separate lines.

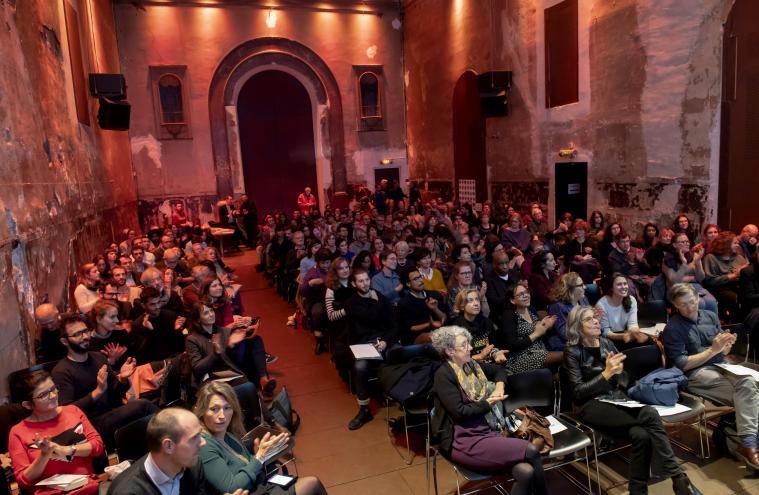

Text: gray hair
xmin=430 ymin=325 xmax=472 ymax=358
xmin=565 ymin=305 xmax=595 ymax=347
xmin=668 ymin=282 xmax=697 ymax=305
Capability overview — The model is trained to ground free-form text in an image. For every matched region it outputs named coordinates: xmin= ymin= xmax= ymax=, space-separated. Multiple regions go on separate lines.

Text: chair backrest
xmin=503 ymin=368 xmax=555 ymax=416
xmin=385 ymin=344 xmax=439 ymax=365
xmin=114 ymin=414 xmax=154 ymax=462
xmin=622 ymin=345 xmax=663 ymax=382
xmin=637 ymin=300 xmax=668 ymax=328
xmin=8 ymin=361 xmax=60 ymax=404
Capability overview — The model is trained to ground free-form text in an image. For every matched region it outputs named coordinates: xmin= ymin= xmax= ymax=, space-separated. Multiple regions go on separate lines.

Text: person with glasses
xmin=51 ymin=313 xmax=158 ymax=449
xmin=498 ymin=282 xmax=562 ymax=373
xmin=662 ymin=233 xmax=717 ymax=314
xmin=397 ymin=268 xmax=447 ymax=345
xmin=662 ymin=283 xmax=759 ymax=472
xmin=430 ymin=326 xmax=548 ymax=495
xmin=546 ymin=272 xmax=589 ymax=351
xmin=451 ymin=289 xmax=505 ymax=364
xmin=8 ymin=370 xmax=104 ymax=495
xmin=446 ymin=261 xmax=489 ymax=320
xmin=564 ymin=306 xmax=702 ymax=495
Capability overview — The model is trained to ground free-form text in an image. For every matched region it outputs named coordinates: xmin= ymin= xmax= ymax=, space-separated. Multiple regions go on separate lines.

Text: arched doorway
xmin=718 ymin=0 xmax=759 ymax=230
xmin=237 ymin=71 xmax=317 ymax=215
xmin=452 ymin=71 xmax=488 ymax=203
xmin=208 ymin=38 xmax=347 ymax=208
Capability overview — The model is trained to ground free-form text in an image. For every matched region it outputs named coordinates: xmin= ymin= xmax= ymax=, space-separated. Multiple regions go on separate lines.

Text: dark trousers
xmin=230 ymin=335 xmax=268 ymax=384
xmin=579 ymin=400 xmax=682 ymax=494
xmin=91 ymin=399 xmax=159 ymax=450
xmin=233 ymin=381 xmax=265 ymax=430
xmin=353 ymin=344 xmax=400 ymax=402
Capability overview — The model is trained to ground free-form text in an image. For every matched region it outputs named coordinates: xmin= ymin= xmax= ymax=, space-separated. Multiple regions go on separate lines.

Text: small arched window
xmin=354 ymin=65 xmax=385 ymax=131
xmin=359 ymin=72 xmax=381 ymax=119
xmin=158 ymin=74 xmax=185 ymax=124
xmin=150 ymin=66 xmax=191 ymax=139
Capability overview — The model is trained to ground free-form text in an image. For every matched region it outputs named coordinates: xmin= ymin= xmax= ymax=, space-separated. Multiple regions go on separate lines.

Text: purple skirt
xmin=450 ymin=415 xmax=529 ymax=472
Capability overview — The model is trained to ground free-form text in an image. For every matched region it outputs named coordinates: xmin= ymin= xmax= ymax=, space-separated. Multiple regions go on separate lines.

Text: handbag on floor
xmin=268 ymin=387 xmax=301 ymax=434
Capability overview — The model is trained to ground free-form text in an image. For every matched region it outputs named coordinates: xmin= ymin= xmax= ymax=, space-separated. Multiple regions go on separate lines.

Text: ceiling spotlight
xmin=266 ymin=9 xmax=277 ymax=28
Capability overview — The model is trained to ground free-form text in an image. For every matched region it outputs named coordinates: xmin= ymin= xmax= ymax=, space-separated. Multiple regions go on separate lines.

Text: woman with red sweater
xmin=8 ymin=370 xmax=104 ymax=495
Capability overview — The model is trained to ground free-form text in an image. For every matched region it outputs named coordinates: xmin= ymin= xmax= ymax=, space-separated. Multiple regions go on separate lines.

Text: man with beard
xmin=344 ymin=268 xmax=399 ymax=430
xmin=134 ymin=266 xmax=186 ymax=318
xmin=396 ymin=269 xmax=447 ymax=345
xmin=129 ymin=287 xmax=186 ymax=364
xmin=52 ymin=313 xmax=158 ymax=448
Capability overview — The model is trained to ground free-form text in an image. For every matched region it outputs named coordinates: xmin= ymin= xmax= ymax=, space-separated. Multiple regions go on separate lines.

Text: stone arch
xmin=208 ymin=37 xmax=346 ymax=202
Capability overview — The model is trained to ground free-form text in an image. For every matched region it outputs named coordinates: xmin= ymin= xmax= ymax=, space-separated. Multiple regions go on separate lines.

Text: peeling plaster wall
xmin=114 ymin=2 xmax=407 ymax=220
xmin=0 ymin=0 xmax=137 ymax=392
xmin=404 ymin=0 xmax=730 ymax=234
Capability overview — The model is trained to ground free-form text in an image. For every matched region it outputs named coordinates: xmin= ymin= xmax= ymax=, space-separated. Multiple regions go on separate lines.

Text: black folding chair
xmin=114 ymin=414 xmax=154 ymax=462
xmin=637 ymin=300 xmax=668 ymax=328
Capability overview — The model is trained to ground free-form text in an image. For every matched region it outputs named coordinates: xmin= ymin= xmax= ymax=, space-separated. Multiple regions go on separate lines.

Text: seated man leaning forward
xmin=661 ymin=282 xmax=759 ymax=471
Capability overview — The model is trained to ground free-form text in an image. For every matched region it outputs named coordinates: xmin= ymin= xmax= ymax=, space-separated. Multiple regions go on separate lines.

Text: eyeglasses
xmin=33 ymin=386 xmax=59 ymax=400
xmin=581 ymin=316 xmax=599 ymax=323
xmin=514 ymin=292 xmax=530 ymax=299
xmin=458 ymin=271 xmax=473 ymax=276
xmin=454 ymin=342 xmax=472 ymax=351
xmin=67 ymin=328 xmax=91 ymax=339
xmin=409 ymin=275 xmax=423 ymax=282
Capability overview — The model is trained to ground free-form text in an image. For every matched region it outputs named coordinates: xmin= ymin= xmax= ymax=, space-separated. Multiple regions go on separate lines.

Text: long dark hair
xmin=601 ymin=272 xmax=632 ymax=312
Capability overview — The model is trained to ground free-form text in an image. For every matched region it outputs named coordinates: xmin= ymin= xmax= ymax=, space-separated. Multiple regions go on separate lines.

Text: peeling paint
xmin=39 ymin=24 xmax=61 ymax=60
xmin=130 ymin=134 xmax=163 ymax=169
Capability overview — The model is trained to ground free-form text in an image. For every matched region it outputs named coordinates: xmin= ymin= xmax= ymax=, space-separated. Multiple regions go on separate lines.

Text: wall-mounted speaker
xmin=97 ymin=98 xmax=130 ymax=131
xmin=89 ymin=73 xmax=127 ymax=100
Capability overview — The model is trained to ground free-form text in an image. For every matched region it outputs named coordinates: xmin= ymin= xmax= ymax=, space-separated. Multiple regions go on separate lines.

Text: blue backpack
xmin=628 ymin=367 xmax=688 ymax=406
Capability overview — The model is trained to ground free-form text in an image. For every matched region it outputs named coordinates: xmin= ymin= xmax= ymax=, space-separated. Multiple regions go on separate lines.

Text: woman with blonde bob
xmin=194 ymin=381 xmax=327 ymax=495
xmin=563 ymin=306 xmax=701 ymax=495
xmin=430 ymin=326 xmax=547 ymax=495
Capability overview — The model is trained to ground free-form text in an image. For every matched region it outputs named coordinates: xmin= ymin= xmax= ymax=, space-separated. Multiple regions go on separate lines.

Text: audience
xmin=10 ymin=187 xmax=759 ymax=494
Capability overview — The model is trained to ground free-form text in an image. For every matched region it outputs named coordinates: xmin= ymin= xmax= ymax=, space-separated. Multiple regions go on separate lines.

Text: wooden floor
xmin=229 ymin=249 xmax=759 ymax=495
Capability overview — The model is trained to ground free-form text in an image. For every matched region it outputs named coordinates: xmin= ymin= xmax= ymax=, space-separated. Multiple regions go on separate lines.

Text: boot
xmin=672 ymin=475 xmax=703 ymax=495
xmin=348 ymin=405 xmax=373 ymax=430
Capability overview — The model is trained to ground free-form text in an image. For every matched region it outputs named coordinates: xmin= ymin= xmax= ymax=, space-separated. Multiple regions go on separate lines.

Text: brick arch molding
xmin=208 ymin=37 xmax=347 ymax=199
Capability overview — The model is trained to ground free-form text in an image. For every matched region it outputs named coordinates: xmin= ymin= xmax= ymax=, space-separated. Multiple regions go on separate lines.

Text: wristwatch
xmin=65 ymin=445 xmax=77 ymax=462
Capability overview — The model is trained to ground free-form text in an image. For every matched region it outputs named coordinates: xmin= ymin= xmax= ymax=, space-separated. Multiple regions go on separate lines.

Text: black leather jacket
xmin=563 ymin=337 xmax=630 ymax=406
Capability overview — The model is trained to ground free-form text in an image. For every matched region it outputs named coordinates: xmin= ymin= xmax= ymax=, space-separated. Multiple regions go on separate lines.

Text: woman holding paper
xmin=195 ymin=381 xmax=327 ymax=495
xmin=8 ymin=370 xmax=104 ymax=495
xmin=430 ymin=325 xmax=547 ymax=494
xmin=563 ymin=306 xmax=702 ymax=495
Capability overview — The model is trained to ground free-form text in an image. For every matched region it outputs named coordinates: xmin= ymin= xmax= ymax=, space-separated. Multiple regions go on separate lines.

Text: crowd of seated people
xmin=8 ymin=217 xmax=302 ymax=494
xmin=8 ymin=183 xmax=759 ymax=494
xmin=252 ymin=181 xmax=758 ymax=493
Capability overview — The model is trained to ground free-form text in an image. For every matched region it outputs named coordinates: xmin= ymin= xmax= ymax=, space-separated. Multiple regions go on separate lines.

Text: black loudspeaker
xmin=478 ymin=71 xmax=511 ymax=117
xmin=97 ymin=98 xmax=131 ymax=131
xmin=89 ymin=73 xmax=127 ymax=99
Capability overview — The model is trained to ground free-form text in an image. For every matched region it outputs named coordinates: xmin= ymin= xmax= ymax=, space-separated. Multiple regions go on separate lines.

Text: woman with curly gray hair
xmin=430 ymin=326 xmax=547 ymax=495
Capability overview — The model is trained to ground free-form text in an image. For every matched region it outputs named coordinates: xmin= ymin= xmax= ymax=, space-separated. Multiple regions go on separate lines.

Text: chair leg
xmin=404 ymin=412 xmax=414 ymax=465
xmin=584 ymin=445 xmax=593 ymax=495
xmin=592 ymin=432 xmax=602 ymax=495
xmin=432 ymin=451 xmax=440 ymax=495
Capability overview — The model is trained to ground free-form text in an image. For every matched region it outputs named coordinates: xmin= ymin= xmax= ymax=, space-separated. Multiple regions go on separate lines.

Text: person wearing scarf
xmin=430 ymin=326 xmax=548 ymax=495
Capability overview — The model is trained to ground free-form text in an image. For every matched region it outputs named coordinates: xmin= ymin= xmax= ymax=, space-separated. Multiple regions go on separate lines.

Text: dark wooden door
xmin=237 ymin=70 xmax=317 ymax=216
xmin=555 ymin=162 xmax=587 ymax=222
xmin=719 ymin=0 xmax=759 ymax=230
xmin=452 ymin=71 xmax=488 ymax=203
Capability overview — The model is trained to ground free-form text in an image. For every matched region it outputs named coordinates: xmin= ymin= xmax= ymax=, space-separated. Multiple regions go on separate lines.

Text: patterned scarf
xmin=448 ymin=360 xmax=507 ymax=431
